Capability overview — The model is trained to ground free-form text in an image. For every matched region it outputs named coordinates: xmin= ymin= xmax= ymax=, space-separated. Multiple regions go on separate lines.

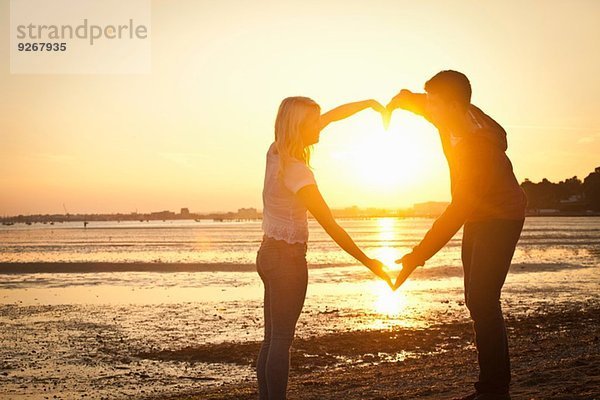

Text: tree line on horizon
xmin=521 ymin=166 xmax=600 ymax=211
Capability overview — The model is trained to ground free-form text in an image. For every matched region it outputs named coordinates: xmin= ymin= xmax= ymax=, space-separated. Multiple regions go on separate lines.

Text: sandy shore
xmin=140 ymin=301 xmax=600 ymax=400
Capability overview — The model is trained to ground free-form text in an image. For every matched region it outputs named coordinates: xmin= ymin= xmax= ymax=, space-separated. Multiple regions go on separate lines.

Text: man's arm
xmin=393 ymin=158 xmax=489 ymax=290
xmin=406 ymin=142 xmax=494 ymax=264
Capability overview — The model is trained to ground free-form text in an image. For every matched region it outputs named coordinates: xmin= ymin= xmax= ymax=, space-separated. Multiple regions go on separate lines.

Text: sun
xmin=319 ymin=111 xmax=442 ymax=192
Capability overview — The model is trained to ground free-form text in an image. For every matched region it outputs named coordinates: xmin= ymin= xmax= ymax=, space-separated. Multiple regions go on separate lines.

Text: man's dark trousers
xmin=461 ymin=218 xmax=525 ymax=394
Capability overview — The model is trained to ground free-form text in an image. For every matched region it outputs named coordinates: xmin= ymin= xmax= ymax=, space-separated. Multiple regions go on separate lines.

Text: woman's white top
xmin=261 ymin=143 xmax=317 ymax=244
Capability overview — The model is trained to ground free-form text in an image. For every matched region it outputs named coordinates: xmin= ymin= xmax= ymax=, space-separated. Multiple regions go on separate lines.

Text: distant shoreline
xmin=2 ymin=212 xmax=600 ymax=225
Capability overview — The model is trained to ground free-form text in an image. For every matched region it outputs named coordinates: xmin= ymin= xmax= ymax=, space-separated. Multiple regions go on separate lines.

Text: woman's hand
xmin=368 ymin=99 xmax=386 ymax=113
xmin=364 ymin=258 xmax=394 ymax=289
xmin=367 ymin=100 xmax=391 ymax=129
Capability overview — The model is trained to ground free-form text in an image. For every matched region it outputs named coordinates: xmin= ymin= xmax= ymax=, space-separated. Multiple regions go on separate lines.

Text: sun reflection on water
xmin=367 ymin=279 xmax=426 ymax=330
xmin=370 ymin=218 xmax=411 ymax=320
xmin=367 ymin=217 xmax=427 ymax=329
xmin=376 ymin=217 xmax=396 ymax=241
xmin=372 ymin=218 xmax=403 ymax=271
xmin=372 ymin=280 xmax=408 ymax=316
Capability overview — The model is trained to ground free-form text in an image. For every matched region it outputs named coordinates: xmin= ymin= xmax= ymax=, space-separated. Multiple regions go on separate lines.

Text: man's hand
xmin=386 ymin=89 xmax=414 ymax=112
xmin=393 ymin=252 xmax=424 ymax=290
xmin=364 ymin=258 xmax=394 ymax=289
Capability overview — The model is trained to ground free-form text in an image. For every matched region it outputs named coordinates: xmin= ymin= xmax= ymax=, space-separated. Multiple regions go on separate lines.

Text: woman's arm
xmin=296 ymin=184 xmax=393 ymax=287
xmin=319 ymin=99 xmax=385 ymax=130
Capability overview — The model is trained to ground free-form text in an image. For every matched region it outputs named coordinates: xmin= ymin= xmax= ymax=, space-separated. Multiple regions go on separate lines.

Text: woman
xmin=256 ymin=96 xmax=392 ymax=399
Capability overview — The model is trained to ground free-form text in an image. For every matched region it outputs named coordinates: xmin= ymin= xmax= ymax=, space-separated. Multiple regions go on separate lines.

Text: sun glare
xmin=323 ymin=112 xmax=440 ymax=193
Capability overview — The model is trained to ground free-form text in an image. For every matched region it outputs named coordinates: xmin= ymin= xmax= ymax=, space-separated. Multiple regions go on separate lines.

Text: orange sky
xmin=1 ymin=0 xmax=599 ymax=215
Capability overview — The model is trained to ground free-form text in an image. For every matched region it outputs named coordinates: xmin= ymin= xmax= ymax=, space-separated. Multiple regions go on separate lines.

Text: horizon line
xmin=1 ymin=201 xmax=453 ymax=219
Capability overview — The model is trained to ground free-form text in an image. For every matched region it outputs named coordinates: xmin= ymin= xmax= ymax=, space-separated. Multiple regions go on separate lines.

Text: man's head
xmin=424 ymin=70 xmax=471 ymax=124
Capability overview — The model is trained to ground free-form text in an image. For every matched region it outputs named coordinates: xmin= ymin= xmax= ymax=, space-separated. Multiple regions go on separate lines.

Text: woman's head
xmin=274 ymin=96 xmax=321 ymax=165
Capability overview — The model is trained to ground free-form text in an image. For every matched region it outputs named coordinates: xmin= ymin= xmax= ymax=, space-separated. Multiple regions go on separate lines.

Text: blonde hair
xmin=274 ymin=96 xmax=320 ymax=176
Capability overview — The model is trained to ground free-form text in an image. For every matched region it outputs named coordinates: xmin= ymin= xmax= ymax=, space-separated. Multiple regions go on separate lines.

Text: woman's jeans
xmin=256 ymin=236 xmax=308 ymax=400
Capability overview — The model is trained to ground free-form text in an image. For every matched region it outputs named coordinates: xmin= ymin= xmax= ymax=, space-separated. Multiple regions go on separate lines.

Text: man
xmin=388 ymin=70 xmax=527 ymax=400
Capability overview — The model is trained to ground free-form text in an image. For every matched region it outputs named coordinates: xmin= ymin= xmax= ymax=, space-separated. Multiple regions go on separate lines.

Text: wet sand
xmin=1 ymin=263 xmax=599 ymax=399
xmin=0 ymin=260 xmax=587 ymax=275
xmin=141 ymin=301 xmax=600 ymax=400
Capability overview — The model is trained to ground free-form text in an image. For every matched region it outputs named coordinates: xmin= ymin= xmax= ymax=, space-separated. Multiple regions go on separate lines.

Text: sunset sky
xmin=1 ymin=0 xmax=599 ymax=216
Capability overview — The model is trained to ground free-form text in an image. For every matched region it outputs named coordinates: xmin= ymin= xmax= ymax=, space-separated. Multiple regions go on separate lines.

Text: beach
xmin=2 ymin=290 xmax=598 ymax=399
xmin=1 ymin=217 xmax=599 ymax=399
xmin=150 ymin=301 xmax=600 ymax=400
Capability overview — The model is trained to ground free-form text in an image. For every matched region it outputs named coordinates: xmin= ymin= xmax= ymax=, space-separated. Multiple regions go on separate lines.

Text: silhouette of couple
xmin=256 ymin=70 xmax=527 ymax=400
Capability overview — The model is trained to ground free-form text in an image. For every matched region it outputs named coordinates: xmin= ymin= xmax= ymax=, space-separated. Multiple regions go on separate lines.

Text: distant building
xmin=150 ymin=210 xmax=176 ymax=219
xmin=237 ymin=208 xmax=260 ymax=219
xmin=330 ymin=206 xmax=395 ymax=218
xmin=180 ymin=208 xmax=190 ymax=216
